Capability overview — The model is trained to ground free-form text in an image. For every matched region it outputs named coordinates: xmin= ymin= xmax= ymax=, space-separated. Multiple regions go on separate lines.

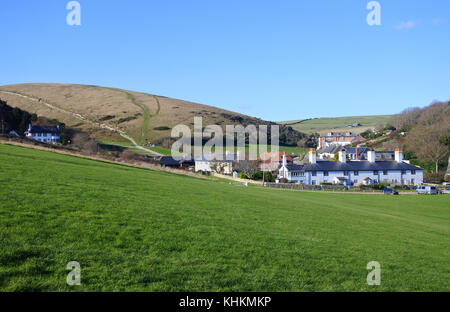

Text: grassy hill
xmin=279 ymin=115 xmax=394 ymax=135
xmin=0 ymin=83 xmax=275 ymax=146
xmin=0 ymin=143 xmax=449 ymax=291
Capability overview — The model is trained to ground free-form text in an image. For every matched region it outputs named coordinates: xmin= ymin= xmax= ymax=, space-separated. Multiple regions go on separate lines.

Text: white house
xmin=317 ymin=132 xmax=364 ymax=149
xmin=25 ymin=124 xmax=61 ymax=144
xmin=194 ymin=152 xmax=237 ymax=175
xmin=279 ymin=148 xmax=423 ymax=186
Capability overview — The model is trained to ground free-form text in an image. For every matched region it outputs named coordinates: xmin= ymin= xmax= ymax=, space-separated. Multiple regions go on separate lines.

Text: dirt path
xmin=0 ymin=90 xmax=163 ymax=156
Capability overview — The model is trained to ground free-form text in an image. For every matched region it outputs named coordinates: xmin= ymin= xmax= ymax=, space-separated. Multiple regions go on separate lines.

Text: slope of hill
xmin=0 ymin=83 xmax=283 ymax=146
xmin=279 ymin=115 xmax=394 ymax=135
xmin=1 ymin=143 xmax=449 ymax=291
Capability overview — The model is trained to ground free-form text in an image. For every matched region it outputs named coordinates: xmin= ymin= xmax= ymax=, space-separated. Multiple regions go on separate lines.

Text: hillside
xmin=279 ymin=115 xmax=394 ymax=135
xmin=1 ymin=143 xmax=449 ymax=291
xmin=0 ymin=83 xmax=290 ymax=147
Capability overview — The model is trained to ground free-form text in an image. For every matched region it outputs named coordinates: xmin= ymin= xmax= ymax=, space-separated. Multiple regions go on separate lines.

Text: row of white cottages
xmin=279 ymin=148 xmax=423 ymax=186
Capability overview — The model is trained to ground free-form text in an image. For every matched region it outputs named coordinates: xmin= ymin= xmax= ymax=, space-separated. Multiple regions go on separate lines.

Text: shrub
xmin=153 ymin=126 xmax=171 ymax=131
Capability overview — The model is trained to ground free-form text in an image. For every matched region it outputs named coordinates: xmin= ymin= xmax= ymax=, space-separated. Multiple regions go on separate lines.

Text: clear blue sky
xmin=1 ymin=0 xmax=449 ymax=121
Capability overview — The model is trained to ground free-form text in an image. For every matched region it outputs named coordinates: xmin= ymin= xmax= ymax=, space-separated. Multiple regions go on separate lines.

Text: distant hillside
xmin=0 ymin=83 xmax=305 ymax=147
xmin=279 ymin=115 xmax=394 ymax=135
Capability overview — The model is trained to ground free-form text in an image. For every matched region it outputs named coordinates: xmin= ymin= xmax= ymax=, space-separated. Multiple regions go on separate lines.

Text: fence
xmin=264 ymin=183 xmax=383 ymax=192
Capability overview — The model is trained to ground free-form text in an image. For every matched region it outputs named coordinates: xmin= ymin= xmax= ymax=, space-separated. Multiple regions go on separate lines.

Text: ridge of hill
xmin=0 ymin=83 xmax=291 ymax=147
xmin=279 ymin=115 xmax=395 ymax=135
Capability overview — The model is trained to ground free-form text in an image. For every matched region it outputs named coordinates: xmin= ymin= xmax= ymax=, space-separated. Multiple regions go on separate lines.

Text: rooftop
xmin=285 ymin=160 xmax=422 ymax=172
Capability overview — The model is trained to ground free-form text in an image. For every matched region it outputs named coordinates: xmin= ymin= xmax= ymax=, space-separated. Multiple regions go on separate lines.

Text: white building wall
xmin=195 ymin=161 xmax=212 ymax=172
xmin=195 ymin=161 xmax=233 ymax=175
xmin=285 ymin=168 xmax=423 ymax=186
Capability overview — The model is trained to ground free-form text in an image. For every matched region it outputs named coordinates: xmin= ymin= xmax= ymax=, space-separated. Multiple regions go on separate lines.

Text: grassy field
xmin=0 ymin=143 xmax=449 ymax=292
xmin=279 ymin=115 xmax=394 ymax=135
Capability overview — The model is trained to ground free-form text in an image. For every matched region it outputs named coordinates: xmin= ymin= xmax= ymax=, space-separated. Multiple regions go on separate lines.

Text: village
xmin=17 ymin=123 xmax=450 ymax=194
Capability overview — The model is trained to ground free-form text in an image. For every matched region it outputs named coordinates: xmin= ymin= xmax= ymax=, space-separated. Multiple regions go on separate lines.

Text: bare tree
xmin=405 ymin=102 xmax=450 ymax=173
xmin=210 ymin=162 xmax=227 ymax=174
xmin=71 ymin=132 xmax=100 ymax=154
xmin=233 ymin=160 xmax=261 ymax=179
xmin=391 ymin=107 xmax=422 ymax=130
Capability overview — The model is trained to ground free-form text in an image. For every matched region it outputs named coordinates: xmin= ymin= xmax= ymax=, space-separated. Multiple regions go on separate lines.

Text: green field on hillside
xmin=280 ymin=115 xmax=394 ymax=135
xmin=0 ymin=143 xmax=449 ymax=291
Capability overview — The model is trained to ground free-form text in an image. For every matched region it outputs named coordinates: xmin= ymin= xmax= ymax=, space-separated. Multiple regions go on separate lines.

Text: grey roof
xmin=317 ymin=145 xmax=342 ymax=154
xmin=285 ymin=161 xmax=422 ymax=172
xmin=303 ymin=161 xmax=422 ymax=172
xmin=324 ymin=132 xmax=357 ymax=137
xmin=159 ymin=156 xmax=194 ymax=166
xmin=29 ymin=125 xmax=60 ymax=134
xmin=285 ymin=164 xmax=305 ymax=171
xmin=346 ymin=147 xmax=371 ymax=155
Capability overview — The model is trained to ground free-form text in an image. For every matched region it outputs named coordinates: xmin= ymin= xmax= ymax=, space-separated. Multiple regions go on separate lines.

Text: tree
xmin=71 ymin=132 xmax=100 ymax=154
xmin=232 ymin=160 xmax=261 ymax=179
xmin=404 ymin=102 xmax=450 ymax=173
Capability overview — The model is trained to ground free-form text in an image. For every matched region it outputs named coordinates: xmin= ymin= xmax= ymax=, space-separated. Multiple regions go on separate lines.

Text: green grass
xmin=280 ymin=115 xmax=394 ymax=135
xmin=0 ymin=143 xmax=449 ymax=292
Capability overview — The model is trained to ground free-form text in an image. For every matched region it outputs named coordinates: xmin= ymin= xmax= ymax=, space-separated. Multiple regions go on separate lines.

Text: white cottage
xmin=25 ymin=124 xmax=61 ymax=144
xmin=279 ymin=148 xmax=423 ymax=186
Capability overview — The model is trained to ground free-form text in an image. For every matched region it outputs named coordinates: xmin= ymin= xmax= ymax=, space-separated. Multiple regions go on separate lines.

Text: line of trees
xmin=392 ymin=101 xmax=450 ymax=174
xmin=0 ymin=98 xmax=37 ymax=135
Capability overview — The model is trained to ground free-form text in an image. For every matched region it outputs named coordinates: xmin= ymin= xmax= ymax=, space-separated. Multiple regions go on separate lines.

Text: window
xmin=383 ymin=170 xmax=388 ymax=175
xmin=373 ymin=171 xmax=379 ymax=175
xmin=411 ymin=170 xmax=416 ymax=175
xmin=344 ymin=171 xmax=348 ymax=176
xmin=411 ymin=179 xmax=415 ymax=184
xmin=354 ymin=171 xmax=359 ymax=176
xmin=354 ymin=179 xmax=358 ymax=184
xmin=312 ymin=180 xmax=316 ymax=185
xmin=401 ymin=170 xmax=406 ymax=175
xmin=312 ymin=171 xmax=317 ymax=176
xmin=324 ymin=171 xmax=329 ymax=176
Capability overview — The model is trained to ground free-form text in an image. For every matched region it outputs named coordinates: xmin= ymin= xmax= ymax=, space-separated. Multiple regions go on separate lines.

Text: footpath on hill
xmin=0 ymin=90 xmax=163 ymax=157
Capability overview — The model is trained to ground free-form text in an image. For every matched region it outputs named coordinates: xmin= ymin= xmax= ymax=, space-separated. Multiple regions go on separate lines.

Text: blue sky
xmin=1 ymin=0 xmax=449 ymax=121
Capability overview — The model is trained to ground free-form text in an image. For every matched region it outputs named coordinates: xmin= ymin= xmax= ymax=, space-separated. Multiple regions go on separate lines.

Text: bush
xmin=254 ymin=171 xmax=276 ymax=182
xmin=238 ymin=172 xmax=248 ymax=179
xmin=153 ymin=126 xmax=171 ymax=131
xmin=120 ymin=150 xmax=143 ymax=162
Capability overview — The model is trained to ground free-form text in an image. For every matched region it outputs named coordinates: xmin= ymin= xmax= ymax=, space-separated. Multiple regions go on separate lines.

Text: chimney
xmin=338 ymin=149 xmax=347 ymax=163
xmin=395 ymin=148 xmax=403 ymax=163
xmin=368 ymin=149 xmax=376 ymax=163
xmin=309 ymin=148 xmax=316 ymax=164
xmin=282 ymin=155 xmax=287 ymax=166
xmin=355 ymin=147 xmax=359 ymax=160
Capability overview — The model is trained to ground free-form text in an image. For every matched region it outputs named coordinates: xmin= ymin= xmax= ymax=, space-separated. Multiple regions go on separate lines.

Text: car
xmin=383 ymin=187 xmax=399 ymax=195
xmin=416 ymin=185 xmax=439 ymax=195
xmin=441 ymin=187 xmax=450 ymax=194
